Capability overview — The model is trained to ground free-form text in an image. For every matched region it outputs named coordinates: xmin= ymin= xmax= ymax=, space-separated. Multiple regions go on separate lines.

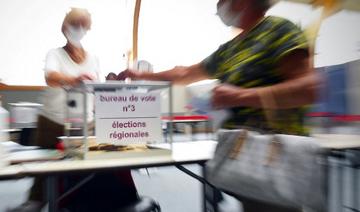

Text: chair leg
xmin=153 ymin=202 xmax=161 ymax=212
xmin=116 ymin=196 xmax=161 ymax=212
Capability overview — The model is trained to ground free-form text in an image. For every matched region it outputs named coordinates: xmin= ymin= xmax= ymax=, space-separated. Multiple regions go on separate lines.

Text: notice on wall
xmin=95 ymin=91 xmax=163 ymax=145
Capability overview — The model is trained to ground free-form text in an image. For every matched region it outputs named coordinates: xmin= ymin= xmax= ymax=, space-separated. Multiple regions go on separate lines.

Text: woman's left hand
xmin=78 ymin=73 xmax=96 ymax=81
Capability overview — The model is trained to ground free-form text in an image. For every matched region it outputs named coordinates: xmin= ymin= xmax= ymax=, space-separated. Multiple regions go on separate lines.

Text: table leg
xmin=202 ymin=165 xmax=207 ymax=212
xmin=165 ymin=122 xmax=175 ymax=143
xmin=206 ymin=121 xmax=212 ymax=140
xmin=201 ymin=165 xmax=219 ymax=212
xmin=328 ymin=156 xmax=344 ymax=212
xmin=165 ymin=122 xmax=169 ymax=143
xmin=47 ymin=176 xmax=58 ymax=212
xmin=355 ymin=168 xmax=360 ymax=211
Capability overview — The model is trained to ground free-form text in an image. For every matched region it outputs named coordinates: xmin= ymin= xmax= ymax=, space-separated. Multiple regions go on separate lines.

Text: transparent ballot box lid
xmin=62 ymin=80 xmax=174 ymax=160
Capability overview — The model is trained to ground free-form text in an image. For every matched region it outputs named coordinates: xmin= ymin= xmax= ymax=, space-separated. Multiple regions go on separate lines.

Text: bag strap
xmin=229 ymin=130 xmax=248 ymax=159
xmin=209 ymin=130 xmax=247 ymax=177
xmin=228 ymin=88 xmax=281 ymax=164
xmin=257 ymin=88 xmax=277 ymax=129
xmin=257 ymin=88 xmax=285 ymax=165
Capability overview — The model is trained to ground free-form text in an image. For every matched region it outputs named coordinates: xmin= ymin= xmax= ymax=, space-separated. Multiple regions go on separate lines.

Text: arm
xmin=45 ymin=71 xmax=95 ymax=87
xmin=268 ymin=50 xmax=319 ymax=108
xmin=117 ymin=63 xmax=211 ymax=85
xmin=44 ymin=49 xmax=96 ymax=87
xmin=212 ymin=50 xmax=319 ymax=109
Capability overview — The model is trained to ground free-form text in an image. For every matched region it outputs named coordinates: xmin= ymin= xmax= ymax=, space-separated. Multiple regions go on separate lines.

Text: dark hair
xmin=253 ymin=0 xmax=273 ymax=11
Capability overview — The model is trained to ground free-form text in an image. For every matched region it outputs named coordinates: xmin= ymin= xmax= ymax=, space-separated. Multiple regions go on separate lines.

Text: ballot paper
xmin=189 ymin=94 xmax=212 ymax=113
xmin=187 ymin=80 xmax=231 ymax=129
xmin=189 ymin=95 xmax=231 ymax=130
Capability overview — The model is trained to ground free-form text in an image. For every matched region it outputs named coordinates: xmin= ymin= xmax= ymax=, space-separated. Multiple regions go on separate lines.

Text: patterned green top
xmin=202 ymin=16 xmax=309 ymax=135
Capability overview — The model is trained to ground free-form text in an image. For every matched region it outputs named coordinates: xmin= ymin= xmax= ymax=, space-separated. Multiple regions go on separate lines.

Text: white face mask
xmin=217 ymin=0 xmax=243 ymax=27
xmin=65 ymin=25 xmax=87 ymax=47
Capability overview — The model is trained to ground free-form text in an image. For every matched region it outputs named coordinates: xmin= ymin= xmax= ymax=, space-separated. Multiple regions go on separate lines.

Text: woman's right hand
xmin=106 ymin=69 xmax=141 ymax=81
xmin=66 ymin=73 xmax=95 ymax=86
xmin=105 ymin=72 xmax=118 ymax=80
xmin=46 ymin=71 xmax=95 ymax=87
xmin=117 ymin=69 xmax=140 ymax=80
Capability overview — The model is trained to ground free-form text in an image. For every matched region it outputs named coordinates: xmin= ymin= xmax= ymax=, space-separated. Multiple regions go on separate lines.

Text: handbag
xmin=205 ymin=89 xmax=327 ymax=211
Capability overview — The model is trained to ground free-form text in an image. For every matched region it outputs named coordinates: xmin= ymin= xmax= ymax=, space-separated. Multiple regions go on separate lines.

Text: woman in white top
xmin=40 ymin=46 xmax=100 ymax=127
xmin=13 ymin=8 xmax=138 ymax=212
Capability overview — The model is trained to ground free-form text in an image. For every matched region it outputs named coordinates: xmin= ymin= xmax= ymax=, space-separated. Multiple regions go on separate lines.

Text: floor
xmin=2 ymin=129 xmax=359 ymax=212
xmin=0 ymin=166 xmax=242 ymax=212
xmin=0 ymin=133 xmax=242 ymax=212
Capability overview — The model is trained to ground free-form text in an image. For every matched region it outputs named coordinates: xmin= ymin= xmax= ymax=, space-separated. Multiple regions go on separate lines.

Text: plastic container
xmin=8 ymin=102 xmax=42 ymax=128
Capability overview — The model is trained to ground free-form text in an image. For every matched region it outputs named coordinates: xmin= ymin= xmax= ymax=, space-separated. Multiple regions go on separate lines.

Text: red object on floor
xmin=56 ymin=141 xmax=65 ymax=152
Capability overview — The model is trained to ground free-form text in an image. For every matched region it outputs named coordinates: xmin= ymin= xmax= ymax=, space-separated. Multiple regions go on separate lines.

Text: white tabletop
xmin=313 ymin=134 xmax=360 ymax=149
xmin=0 ymin=164 xmax=24 ymax=179
xmin=0 ymin=140 xmax=217 ymax=179
xmin=2 ymin=134 xmax=359 ymax=179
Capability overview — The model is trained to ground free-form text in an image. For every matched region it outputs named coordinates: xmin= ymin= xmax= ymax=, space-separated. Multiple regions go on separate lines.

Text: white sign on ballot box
xmin=95 ymin=91 xmax=163 ymax=145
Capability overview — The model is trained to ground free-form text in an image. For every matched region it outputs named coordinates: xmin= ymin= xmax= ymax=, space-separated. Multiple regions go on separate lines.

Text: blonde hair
xmin=61 ymin=8 xmax=91 ymax=34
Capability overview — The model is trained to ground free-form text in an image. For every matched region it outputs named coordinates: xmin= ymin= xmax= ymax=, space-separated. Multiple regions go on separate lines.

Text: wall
xmin=267 ymin=1 xmax=360 ymax=67
xmin=0 ymin=90 xmax=43 ymax=111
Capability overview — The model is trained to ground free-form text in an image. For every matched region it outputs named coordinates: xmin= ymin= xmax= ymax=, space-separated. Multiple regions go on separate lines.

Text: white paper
xmin=95 ymin=91 xmax=163 ymax=144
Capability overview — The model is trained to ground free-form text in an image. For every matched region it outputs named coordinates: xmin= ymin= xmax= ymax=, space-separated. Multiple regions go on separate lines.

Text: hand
xmin=211 ymin=84 xmax=245 ymax=109
xmin=77 ymin=73 xmax=96 ymax=81
xmin=68 ymin=73 xmax=95 ymax=86
xmin=106 ymin=72 xmax=118 ymax=80
xmin=116 ymin=69 xmax=141 ymax=80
